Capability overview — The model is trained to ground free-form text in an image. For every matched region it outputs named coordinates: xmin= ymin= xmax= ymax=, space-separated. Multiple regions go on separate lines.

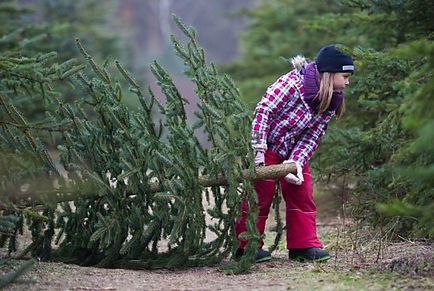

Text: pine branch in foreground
xmin=0 ymin=259 xmax=36 ymax=289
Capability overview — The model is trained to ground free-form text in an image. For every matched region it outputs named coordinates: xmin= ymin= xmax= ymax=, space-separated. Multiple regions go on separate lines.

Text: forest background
xmin=0 ymin=0 xmax=433 ymax=288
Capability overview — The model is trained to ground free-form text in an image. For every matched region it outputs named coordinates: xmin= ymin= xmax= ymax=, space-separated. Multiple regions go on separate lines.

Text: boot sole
xmin=256 ymin=256 xmax=272 ymax=263
xmin=233 ymin=254 xmax=272 ymax=263
xmin=289 ymin=255 xmax=331 ymax=263
xmin=233 ymin=256 xmax=272 ymax=263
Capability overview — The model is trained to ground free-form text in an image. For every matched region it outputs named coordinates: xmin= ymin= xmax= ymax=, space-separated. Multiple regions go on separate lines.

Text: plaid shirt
xmin=252 ymin=69 xmax=335 ymax=166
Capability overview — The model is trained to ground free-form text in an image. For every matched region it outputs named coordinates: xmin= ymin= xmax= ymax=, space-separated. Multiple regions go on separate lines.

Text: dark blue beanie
xmin=315 ymin=44 xmax=354 ymax=73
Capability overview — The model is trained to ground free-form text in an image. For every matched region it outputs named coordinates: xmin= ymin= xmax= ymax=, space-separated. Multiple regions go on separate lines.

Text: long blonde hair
xmin=316 ymin=72 xmax=345 ymax=118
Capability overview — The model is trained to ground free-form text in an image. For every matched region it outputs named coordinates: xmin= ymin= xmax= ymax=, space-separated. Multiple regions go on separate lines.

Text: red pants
xmin=235 ymin=150 xmax=323 ymax=249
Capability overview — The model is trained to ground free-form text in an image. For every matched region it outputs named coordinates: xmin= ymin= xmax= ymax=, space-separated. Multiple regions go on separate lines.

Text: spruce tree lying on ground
xmin=1 ymin=16 xmax=293 ymax=274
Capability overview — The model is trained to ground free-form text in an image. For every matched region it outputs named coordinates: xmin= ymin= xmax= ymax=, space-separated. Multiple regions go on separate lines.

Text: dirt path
xmin=2 ymin=185 xmax=433 ymax=290
xmin=3 ymin=223 xmax=433 ymax=291
xmin=4 ymin=254 xmax=430 ymax=291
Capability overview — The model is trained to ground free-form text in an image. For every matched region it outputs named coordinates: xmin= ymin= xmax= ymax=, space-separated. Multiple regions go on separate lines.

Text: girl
xmin=235 ymin=45 xmax=354 ymax=262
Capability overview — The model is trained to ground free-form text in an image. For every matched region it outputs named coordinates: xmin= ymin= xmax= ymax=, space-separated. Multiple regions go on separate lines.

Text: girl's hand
xmin=283 ymin=160 xmax=304 ymax=185
xmin=254 ymin=150 xmax=265 ymax=167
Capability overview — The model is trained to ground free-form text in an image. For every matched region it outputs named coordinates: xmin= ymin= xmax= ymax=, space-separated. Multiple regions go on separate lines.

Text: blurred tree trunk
xmin=119 ymin=0 xmax=164 ymax=56
xmin=117 ymin=0 xmax=254 ymax=67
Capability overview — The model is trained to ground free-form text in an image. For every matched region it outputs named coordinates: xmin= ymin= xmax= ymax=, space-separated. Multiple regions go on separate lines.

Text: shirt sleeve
xmin=251 ymin=77 xmax=297 ymax=151
xmin=288 ymin=110 xmax=335 ymax=166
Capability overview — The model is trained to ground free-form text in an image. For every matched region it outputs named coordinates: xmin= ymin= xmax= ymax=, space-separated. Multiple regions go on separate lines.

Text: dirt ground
xmin=2 ymin=185 xmax=433 ymax=290
xmin=2 ymin=222 xmax=433 ymax=291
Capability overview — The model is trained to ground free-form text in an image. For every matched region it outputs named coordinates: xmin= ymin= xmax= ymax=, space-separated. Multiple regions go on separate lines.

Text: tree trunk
xmin=9 ymin=163 xmax=296 ymax=207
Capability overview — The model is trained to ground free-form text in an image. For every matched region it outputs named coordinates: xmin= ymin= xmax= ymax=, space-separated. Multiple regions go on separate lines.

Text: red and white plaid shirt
xmin=252 ymin=69 xmax=335 ymax=166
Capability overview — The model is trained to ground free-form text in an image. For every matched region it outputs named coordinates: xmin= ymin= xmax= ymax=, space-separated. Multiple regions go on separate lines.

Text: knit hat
xmin=315 ymin=44 xmax=354 ymax=73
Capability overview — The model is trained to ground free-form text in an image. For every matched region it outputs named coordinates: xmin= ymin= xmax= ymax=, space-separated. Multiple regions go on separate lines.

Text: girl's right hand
xmin=283 ymin=160 xmax=304 ymax=185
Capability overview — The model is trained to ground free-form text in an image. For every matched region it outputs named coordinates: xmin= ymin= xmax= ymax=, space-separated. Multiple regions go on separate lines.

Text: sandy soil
xmin=2 ymin=183 xmax=433 ymax=290
xmin=2 ymin=223 xmax=433 ymax=291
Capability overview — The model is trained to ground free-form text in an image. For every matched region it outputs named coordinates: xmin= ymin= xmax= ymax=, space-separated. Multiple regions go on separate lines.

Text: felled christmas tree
xmin=1 ymin=16 xmax=295 ymax=274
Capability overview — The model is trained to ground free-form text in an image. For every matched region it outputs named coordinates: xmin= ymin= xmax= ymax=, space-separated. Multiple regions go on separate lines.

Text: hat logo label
xmin=342 ymin=65 xmax=354 ymax=71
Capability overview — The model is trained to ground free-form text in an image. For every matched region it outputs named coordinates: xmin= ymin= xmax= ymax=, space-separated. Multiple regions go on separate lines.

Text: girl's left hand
xmin=254 ymin=150 xmax=265 ymax=167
